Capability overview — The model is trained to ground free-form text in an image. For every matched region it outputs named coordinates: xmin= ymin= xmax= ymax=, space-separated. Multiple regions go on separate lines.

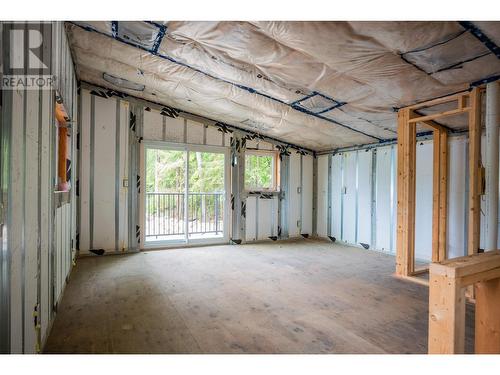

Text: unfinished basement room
xmin=2 ymin=3 xmax=500 ymax=368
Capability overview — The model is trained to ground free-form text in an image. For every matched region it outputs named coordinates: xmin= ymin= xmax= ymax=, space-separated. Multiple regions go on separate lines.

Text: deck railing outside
xmin=145 ymin=192 xmax=224 ymax=238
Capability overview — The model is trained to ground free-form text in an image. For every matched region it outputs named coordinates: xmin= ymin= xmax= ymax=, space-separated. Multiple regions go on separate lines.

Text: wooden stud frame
xmin=396 ymin=89 xmax=482 ymax=280
xmin=428 ymin=251 xmax=500 ymax=354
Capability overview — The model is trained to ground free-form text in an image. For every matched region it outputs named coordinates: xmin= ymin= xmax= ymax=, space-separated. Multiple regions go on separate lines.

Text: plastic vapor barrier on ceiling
xmin=66 ymin=21 xmax=500 ymax=151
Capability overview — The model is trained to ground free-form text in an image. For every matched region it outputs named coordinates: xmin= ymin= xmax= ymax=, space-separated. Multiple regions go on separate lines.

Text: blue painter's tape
xmin=315 ymin=102 xmax=345 ymax=114
xmin=292 ymin=92 xmax=346 ymax=115
xmin=471 ymin=74 xmax=500 ymax=87
xmin=290 ymin=92 xmax=317 ymax=106
xmin=459 ymin=21 xmax=500 ymax=59
xmin=111 ymin=21 xmax=118 ymax=38
xmin=152 ymin=25 xmax=166 ymax=54
xmin=145 ymin=21 xmax=166 ymax=29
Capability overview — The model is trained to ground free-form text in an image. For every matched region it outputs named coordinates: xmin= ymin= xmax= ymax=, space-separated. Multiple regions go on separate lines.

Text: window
xmin=55 ymin=97 xmax=71 ymax=192
xmin=244 ymin=151 xmax=279 ymax=192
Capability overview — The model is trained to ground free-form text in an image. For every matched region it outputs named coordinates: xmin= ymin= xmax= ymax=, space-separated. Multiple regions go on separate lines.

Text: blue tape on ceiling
xmin=111 ymin=21 xmax=118 ymax=38
xmin=402 ymin=30 xmax=468 ymax=55
xmin=151 ymin=24 xmax=166 ymax=54
xmin=290 ymin=92 xmax=317 ymax=106
xmin=459 ymin=21 xmax=500 ymax=59
xmin=398 ymin=53 xmax=432 ymax=75
xmin=399 ymin=23 xmax=498 ymax=75
xmin=71 ymin=22 xmax=383 ymax=141
xmin=145 ymin=21 xmax=166 ymax=29
xmin=315 ymin=102 xmax=346 ymax=114
xmin=292 ymin=92 xmax=346 ymax=114
xmin=471 ymin=74 xmax=500 ymax=87
xmin=316 ymin=92 xmax=346 ymax=105
xmin=432 ymin=51 xmax=491 ymax=74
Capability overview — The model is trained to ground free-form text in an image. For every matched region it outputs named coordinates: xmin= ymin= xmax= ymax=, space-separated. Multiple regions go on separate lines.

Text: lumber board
xmin=430 ymin=250 xmax=500 ymax=279
xmin=408 ymin=107 xmax=470 ymax=124
xmin=428 ymin=273 xmax=466 ymax=354
xmin=475 ymin=278 xmax=500 ymax=353
xmin=438 ymin=130 xmax=448 ymax=262
xmin=396 ymin=108 xmax=416 ymax=276
xmin=406 ymin=92 xmax=468 ymax=111
xmin=432 ymin=130 xmax=441 ymax=263
xmin=468 ymin=88 xmax=482 ymax=256
xmin=396 ymin=109 xmax=407 ymax=276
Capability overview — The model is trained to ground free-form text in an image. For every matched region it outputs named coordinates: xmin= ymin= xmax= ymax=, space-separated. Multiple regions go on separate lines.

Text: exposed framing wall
xmin=396 ymin=88 xmax=483 ymax=281
xmin=316 ymin=131 xmax=478 ymax=266
xmin=0 ymin=21 xmax=78 ymax=354
xmin=78 ymin=84 xmax=315 ymax=253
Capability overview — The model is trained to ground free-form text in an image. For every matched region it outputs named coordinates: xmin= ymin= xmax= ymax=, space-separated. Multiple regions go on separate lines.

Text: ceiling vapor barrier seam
xmin=65 ymin=21 xmax=500 ymax=151
xmin=68 ymin=22 xmax=382 ymax=143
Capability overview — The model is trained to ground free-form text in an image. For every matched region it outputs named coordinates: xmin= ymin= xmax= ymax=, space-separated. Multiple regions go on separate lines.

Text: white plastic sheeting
xmin=357 ymin=150 xmax=373 ymax=246
xmin=447 ymin=138 xmax=468 ymax=259
xmin=79 ymin=89 xmax=130 ymax=253
xmin=288 ymin=153 xmax=302 ymax=237
xmin=479 ymin=133 xmax=500 ymax=250
xmin=65 ymin=21 xmax=500 ymax=151
xmin=1 ymin=22 xmax=78 ymax=353
xmin=54 ymin=204 xmax=72 ymax=305
xmin=316 ymin=155 xmax=329 ymax=237
xmin=244 ymin=152 xmax=313 ymax=241
xmin=142 ymin=107 xmax=230 ymax=147
xmin=375 ymin=146 xmax=396 ymax=253
xmin=342 ymin=153 xmax=357 ymax=244
xmin=319 ymin=136 xmax=474 ymax=261
xmin=414 ymin=141 xmax=434 ymax=262
xmin=245 ymin=196 xmax=279 ymax=241
xmin=285 ymin=152 xmax=314 ymax=237
xmin=301 ymin=154 xmax=314 ymax=235
xmin=330 ymin=154 xmax=343 ymax=239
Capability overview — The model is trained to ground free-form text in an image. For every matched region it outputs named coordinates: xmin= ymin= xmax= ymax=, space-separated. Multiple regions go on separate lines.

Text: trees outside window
xmin=244 ymin=151 xmax=279 ymax=192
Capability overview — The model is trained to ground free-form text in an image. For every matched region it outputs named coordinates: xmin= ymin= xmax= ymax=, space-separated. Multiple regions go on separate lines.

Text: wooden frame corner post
xmin=432 ymin=128 xmax=448 ymax=263
xmin=429 ymin=251 xmax=500 ymax=354
xmin=468 ymin=87 xmax=481 ymax=256
xmin=396 ymin=108 xmax=416 ymax=276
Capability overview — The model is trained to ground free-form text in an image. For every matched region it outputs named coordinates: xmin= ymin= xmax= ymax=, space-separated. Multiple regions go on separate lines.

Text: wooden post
xmin=468 ymin=88 xmax=481 ymax=256
xmin=428 ymin=273 xmax=466 ymax=354
xmin=396 ymin=108 xmax=416 ymax=276
xmin=432 ymin=130 xmax=442 ymax=263
xmin=475 ymin=278 xmax=500 ymax=353
xmin=439 ymin=130 xmax=448 ymax=262
xmin=428 ymin=251 xmax=500 ymax=354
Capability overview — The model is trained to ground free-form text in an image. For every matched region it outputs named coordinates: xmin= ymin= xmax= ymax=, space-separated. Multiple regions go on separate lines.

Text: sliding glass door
xmin=143 ymin=143 xmax=228 ymax=246
xmin=187 ymin=151 xmax=225 ymax=240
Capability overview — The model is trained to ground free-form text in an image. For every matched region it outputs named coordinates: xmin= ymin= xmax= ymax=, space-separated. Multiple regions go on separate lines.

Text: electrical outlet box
xmin=123 ymin=179 xmax=129 ymax=187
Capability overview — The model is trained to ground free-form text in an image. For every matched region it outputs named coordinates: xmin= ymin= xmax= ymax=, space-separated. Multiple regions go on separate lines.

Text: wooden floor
xmin=44 ymin=238 xmax=474 ymax=354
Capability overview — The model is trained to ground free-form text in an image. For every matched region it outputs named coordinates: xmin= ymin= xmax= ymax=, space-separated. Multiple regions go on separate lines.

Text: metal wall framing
xmin=0 ymin=21 xmax=78 ymax=353
xmin=320 ymin=135 xmax=477 ymax=262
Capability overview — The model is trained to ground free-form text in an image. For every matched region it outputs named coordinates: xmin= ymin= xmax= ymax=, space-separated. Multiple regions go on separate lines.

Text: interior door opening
xmin=144 ymin=144 xmax=227 ymax=245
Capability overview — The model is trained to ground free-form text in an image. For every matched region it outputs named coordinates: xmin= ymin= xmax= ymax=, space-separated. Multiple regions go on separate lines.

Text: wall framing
xmin=396 ymin=89 xmax=482 ymax=280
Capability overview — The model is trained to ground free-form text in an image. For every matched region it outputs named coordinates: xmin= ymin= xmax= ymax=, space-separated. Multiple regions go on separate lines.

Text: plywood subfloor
xmin=43 ymin=238 xmax=473 ymax=354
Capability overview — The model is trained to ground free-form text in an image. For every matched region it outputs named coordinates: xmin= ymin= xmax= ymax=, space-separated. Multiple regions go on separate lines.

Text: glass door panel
xmin=187 ymin=151 xmax=225 ymax=240
xmin=144 ymin=148 xmax=186 ymax=243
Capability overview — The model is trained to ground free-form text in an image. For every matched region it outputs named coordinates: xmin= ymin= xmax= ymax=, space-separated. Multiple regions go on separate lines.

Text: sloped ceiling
xmin=66 ymin=21 xmax=500 ymax=151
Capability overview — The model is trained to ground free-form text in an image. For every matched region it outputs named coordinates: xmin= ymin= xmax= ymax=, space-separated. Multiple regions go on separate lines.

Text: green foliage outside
xmin=144 ymin=149 xmax=275 ymax=232
xmin=146 ymin=149 xmax=224 ymax=193
xmin=146 ymin=149 xmax=185 ymax=193
xmin=245 ymin=154 xmax=273 ymax=190
xmin=146 ymin=149 xmax=274 ymax=193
